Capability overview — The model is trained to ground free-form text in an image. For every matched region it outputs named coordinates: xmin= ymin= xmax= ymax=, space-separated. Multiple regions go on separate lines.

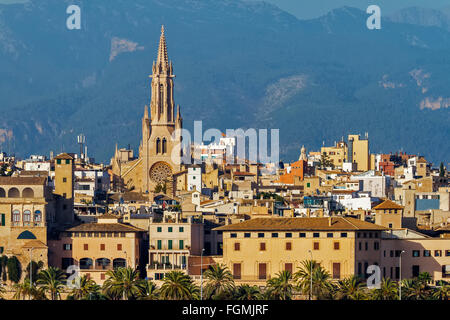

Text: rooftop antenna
xmin=77 ymin=134 xmax=85 ymax=160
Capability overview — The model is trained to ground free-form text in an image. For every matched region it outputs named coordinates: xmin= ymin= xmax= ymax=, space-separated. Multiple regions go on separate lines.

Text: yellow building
xmin=53 ymin=153 xmax=74 ymax=226
xmin=48 ymin=214 xmax=145 ymax=285
xmin=147 ymin=211 xmax=204 ymax=283
xmin=214 ymin=217 xmax=386 ymax=285
xmin=373 ymin=199 xmax=404 ymax=229
xmin=347 ymin=134 xmax=370 ymax=172
xmin=321 ymin=141 xmax=347 ymax=169
xmin=0 ymin=176 xmax=53 ymax=280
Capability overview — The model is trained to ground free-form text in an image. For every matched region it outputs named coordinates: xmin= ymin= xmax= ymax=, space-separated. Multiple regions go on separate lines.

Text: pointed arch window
xmin=162 ymin=138 xmax=167 ymax=154
xmin=156 ymin=138 xmax=161 ymax=154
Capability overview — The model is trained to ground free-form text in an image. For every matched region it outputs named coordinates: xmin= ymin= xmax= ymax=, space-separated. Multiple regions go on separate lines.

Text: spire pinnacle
xmin=144 ymin=105 xmax=149 ymax=119
xmin=156 ymin=25 xmax=169 ymax=71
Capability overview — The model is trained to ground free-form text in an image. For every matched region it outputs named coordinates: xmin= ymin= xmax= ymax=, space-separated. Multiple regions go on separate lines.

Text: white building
xmin=350 ymin=171 xmax=390 ymax=198
xmin=187 ymin=165 xmax=202 ymax=192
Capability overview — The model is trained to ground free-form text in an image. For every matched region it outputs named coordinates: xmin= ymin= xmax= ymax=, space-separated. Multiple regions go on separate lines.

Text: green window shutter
xmin=1 ymin=214 xmax=5 ymax=226
xmin=65 ymin=159 xmax=70 ymax=164
xmin=179 ymin=240 xmax=184 ymax=249
xmin=157 ymin=240 xmax=162 ymax=250
xmin=168 ymin=240 xmax=172 ymax=250
xmin=157 ymin=227 xmax=162 ymax=232
xmin=179 ymin=227 xmax=184 ymax=232
xmin=56 ymin=159 xmax=61 ymax=164
xmin=0 ymin=247 xmax=3 ymax=254
xmin=168 ymin=227 xmax=173 ymax=232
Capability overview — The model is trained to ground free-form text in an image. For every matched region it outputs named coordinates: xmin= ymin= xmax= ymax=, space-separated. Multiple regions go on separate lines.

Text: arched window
xmin=96 ymin=258 xmax=111 ymax=270
xmin=22 ymin=188 xmax=34 ymax=198
xmin=113 ymin=258 xmax=126 ymax=269
xmin=156 ymin=138 xmax=161 ymax=154
xmin=8 ymin=187 xmax=20 ymax=198
xmin=34 ymin=210 xmax=42 ymax=223
xmin=80 ymin=258 xmax=93 ymax=270
xmin=12 ymin=210 xmax=20 ymax=225
xmin=162 ymin=138 xmax=167 ymax=154
xmin=23 ymin=210 xmax=31 ymax=225
xmin=0 ymin=188 xmax=5 ymax=197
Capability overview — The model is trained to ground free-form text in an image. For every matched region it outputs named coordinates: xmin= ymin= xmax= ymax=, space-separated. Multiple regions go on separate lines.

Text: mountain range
xmin=0 ymin=0 xmax=449 ymax=165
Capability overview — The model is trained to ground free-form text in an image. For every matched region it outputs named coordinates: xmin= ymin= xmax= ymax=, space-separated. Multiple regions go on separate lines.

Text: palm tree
xmin=138 ymin=280 xmax=159 ymax=300
xmin=203 ymin=264 xmax=235 ymax=299
xmin=0 ymin=285 xmax=5 ymax=300
xmin=12 ymin=279 xmax=46 ymax=300
xmin=370 ymin=278 xmax=398 ymax=300
xmin=294 ymin=260 xmax=332 ymax=300
xmin=159 ymin=271 xmax=197 ymax=300
xmin=401 ymin=279 xmax=429 ymax=300
xmin=233 ymin=284 xmax=262 ymax=300
xmin=266 ymin=270 xmax=294 ymax=300
xmin=68 ymin=275 xmax=101 ymax=300
xmin=36 ymin=267 xmax=66 ymax=300
xmin=102 ymin=267 xmax=144 ymax=300
xmin=335 ymin=275 xmax=366 ymax=300
xmin=432 ymin=283 xmax=450 ymax=300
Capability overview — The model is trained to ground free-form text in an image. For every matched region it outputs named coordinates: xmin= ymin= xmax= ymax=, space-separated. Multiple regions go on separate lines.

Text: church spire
xmin=156 ymin=25 xmax=169 ymax=72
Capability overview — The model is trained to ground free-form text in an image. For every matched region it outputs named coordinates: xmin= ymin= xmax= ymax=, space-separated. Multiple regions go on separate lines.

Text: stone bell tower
xmin=139 ymin=26 xmax=182 ymax=194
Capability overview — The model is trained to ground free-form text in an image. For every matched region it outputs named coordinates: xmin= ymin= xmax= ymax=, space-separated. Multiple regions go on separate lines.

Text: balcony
xmin=148 ymin=262 xmax=187 ymax=270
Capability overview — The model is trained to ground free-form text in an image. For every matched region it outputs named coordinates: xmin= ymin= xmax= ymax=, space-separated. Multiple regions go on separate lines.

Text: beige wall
xmin=381 ymin=238 xmax=450 ymax=282
xmin=48 ymin=232 xmax=140 ymax=285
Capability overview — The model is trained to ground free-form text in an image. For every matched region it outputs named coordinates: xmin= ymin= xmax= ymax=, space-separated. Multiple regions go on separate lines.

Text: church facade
xmin=111 ymin=26 xmax=183 ymax=195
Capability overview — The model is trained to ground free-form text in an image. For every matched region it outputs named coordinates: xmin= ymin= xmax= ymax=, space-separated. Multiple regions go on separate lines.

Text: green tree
xmin=102 ymin=267 xmax=144 ymax=300
xmin=266 ymin=270 xmax=294 ymax=300
xmin=335 ymin=275 xmax=366 ymax=300
xmin=0 ymin=256 xmax=7 ymax=283
xmin=370 ymin=278 xmax=398 ymax=300
xmin=138 ymin=280 xmax=159 ymax=300
xmin=233 ymin=284 xmax=262 ymax=300
xmin=36 ymin=267 xmax=66 ymax=300
xmin=68 ymin=275 xmax=101 ymax=300
xmin=25 ymin=260 xmax=44 ymax=284
xmin=319 ymin=152 xmax=334 ymax=169
xmin=0 ymin=284 xmax=5 ymax=299
xmin=6 ymin=256 xmax=21 ymax=283
xmin=432 ymin=283 xmax=450 ymax=300
xmin=203 ymin=263 xmax=235 ymax=300
xmin=294 ymin=260 xmax=332 ymax=300
xmin=439 ymin=162 xmax=445 ymax=177
xmin=12 ymin=279 xmax=46 ymax=300
xmin=159 ymin=271 xmax=198 ymax=300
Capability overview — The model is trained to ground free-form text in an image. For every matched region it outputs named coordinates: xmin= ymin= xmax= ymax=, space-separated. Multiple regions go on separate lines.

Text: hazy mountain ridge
xmin=0 ymin=0 xmax=448 ymax=164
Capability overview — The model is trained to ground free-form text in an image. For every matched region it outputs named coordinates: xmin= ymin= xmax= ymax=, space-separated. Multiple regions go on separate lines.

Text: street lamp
xmin=308 ymin=249 xmax=313 ymax=300
xmin=200 ymin=248 xmax=205 ymax=300
xmin=399 ymin=250 xmax=405 ymax=300
xmin=123 ymin=250 xmax=128 ymax=300
xmin=29 ymin=247 xmax=34 ymax=300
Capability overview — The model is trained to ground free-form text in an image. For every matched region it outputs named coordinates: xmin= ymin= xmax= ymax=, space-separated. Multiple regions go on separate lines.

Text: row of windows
xmin=11 ymin=210 xmax=42 ymax=223
xmin=67 ymin=232 xmax=126 ymax=238
xmin=358 ymin=241 xmax=380 ymax=251
xmin=56 ymin=159 xmax=71 ymax=165
xmin=154 ymin=240 xmax=185 ymax=250
xmin=356 ymin=232 xmax=380 ymax=238
xmin=384 ymin=250 xmax=450 ymax=258
xmin=230 ymin=232 xmax=349 ymax=239
xmin=231 ymin=262 xmax=343 ymax=280
xmin=233 ymin=241 xmax=342 ymax=251
xmin=156 ymin=226 xmax=184 ymax=233
xmin=73 ymin=243 xmax=124 ymax=251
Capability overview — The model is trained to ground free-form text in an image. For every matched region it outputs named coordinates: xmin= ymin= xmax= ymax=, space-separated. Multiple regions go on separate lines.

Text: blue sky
xmin=253 ymin=0 xmax=450 ymax=19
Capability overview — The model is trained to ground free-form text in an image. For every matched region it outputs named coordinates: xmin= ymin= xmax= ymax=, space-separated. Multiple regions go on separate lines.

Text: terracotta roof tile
xmin=373 ymin=200 xmax=404 ymax=210
xmin=66 ymin=222 xmax=145 ymax=233
xmin=214 ymin=217 xmax=387 ymax=232
xmin=0 ymin=176 xmax=47 ymax=185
